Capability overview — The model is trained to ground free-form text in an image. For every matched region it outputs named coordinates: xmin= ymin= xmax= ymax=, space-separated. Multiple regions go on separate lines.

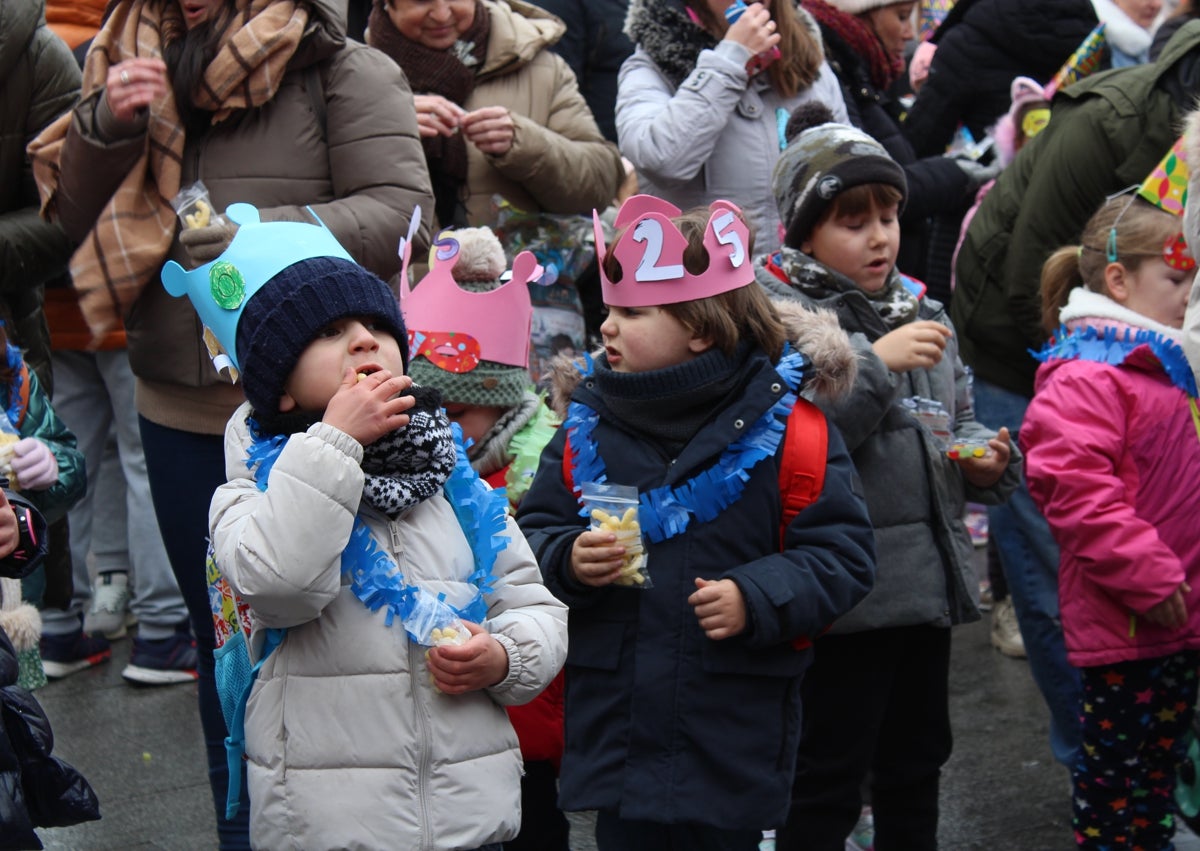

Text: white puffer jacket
xmin=209 ymin=405 xmax=569 ymax=851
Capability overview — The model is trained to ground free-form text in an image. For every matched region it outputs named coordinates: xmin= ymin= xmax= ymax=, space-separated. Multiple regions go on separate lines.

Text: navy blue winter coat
xmin=517 ymin=333 xmax=875 ymax=829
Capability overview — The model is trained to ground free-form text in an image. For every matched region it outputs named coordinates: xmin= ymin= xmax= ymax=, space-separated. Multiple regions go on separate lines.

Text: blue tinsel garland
xmin=565 ymin=346 xmax=811 ymax=543
xmin=1033 ymin=325 xmax=1198 ymax=397
xmin=244 ymin=420 xmax=508 ymax=642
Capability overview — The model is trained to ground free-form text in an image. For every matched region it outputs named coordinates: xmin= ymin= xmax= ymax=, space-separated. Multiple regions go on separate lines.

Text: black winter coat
xmin=516 ymin=346 xmax=875 ymax=829
xmin=903 ymin=0 xmax=1098 ymax=159
xmin=0 ymin=628 xmax=99 ymax=850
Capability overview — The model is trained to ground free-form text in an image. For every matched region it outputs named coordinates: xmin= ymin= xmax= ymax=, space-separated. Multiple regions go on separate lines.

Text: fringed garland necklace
xmin=1034 ymin=324 xmax=1200 ymax=442
xmin=245 ymin=421 xmax=510 ymax=642
xmin=564 ymin=345 xmax=810 ymax=543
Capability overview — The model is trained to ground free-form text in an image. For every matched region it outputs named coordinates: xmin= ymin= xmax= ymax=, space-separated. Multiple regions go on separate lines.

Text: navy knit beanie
xmin=235 ymin=256 xmax=407 ymax=420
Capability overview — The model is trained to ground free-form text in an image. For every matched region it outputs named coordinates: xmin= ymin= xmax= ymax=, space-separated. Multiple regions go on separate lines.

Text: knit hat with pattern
xmin=236 ymin=256 xmax=407 ymax=424
xmin=774 ymin=103 xmax=908 ymax=249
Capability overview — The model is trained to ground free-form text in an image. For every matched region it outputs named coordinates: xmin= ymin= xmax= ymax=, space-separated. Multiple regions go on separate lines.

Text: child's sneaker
xmin=759 ymin=829 xmax=776 ymax=851
xmin=85 ymin=570 xmax=134 ymax=639
xmin=122 ymin=625 xmax=199 ymax=685
xmin=846 ymin=805 xmax=874 ymax=850
xmin=990 ymin=597 xmax=1027 ymax=658
xmin=40 ymin=628 xmax=112 ymax=678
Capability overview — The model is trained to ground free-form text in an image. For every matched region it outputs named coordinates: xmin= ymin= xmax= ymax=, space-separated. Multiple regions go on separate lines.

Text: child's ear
xmin=277 ymin=392 xmax=297 ymax=413
xmin=799 ymin=239 xmax=813 ymax=255
xmin=1104 ymin=262 xmax=1131 ymax=304
xmin=688 ymin=334 xmax=714 ymax=354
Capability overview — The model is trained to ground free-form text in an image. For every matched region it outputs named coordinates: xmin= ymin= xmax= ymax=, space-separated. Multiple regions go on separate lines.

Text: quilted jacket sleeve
xmin=209 ymin=414 xmax=365 ymax=628
xmin=489 ymin=52 xmax=624 ymax=215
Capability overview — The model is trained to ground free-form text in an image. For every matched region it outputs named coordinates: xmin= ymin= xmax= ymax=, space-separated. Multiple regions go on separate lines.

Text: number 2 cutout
xmin=633 ymin=218 xmax=685 ymax=282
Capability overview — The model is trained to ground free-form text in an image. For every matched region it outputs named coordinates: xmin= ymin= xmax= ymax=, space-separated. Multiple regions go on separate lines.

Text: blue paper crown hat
xmin=161 ymin=203 xmax=353 ymax=371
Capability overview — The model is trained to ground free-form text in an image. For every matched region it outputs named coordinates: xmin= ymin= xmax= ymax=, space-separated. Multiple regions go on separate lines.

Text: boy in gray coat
xmin=756 ymin=105 xmax=1021 ymax=851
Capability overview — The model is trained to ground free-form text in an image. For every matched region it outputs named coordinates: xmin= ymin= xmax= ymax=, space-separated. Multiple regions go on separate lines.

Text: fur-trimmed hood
xmin=544 ymin=302 xmax=857 ymax=418
xmin=624 ymin=0 xmax=824 ymax=88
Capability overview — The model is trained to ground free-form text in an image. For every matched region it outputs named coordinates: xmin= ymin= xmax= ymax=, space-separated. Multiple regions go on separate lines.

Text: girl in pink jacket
xmin=1022 ymin=192 xmax=1200 ymax=851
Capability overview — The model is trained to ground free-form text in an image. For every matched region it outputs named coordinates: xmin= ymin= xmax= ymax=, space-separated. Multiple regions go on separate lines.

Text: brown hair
xmin=806 ymin=183 xmax=904 ymax=240
xmin=684 ymin=0 xmax=822 ymax=97
xmin=601 ymin=206 xmax=787 ymax=360
xmin=1040 ymin=195 xmax=1181 ymax=334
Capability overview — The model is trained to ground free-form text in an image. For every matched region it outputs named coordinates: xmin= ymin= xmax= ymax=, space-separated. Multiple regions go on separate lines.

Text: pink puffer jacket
xmin=1023 ymin=294 xmax=1200 ymax=668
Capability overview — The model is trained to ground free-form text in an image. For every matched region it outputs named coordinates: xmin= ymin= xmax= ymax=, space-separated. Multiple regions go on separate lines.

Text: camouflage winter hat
xmin=773 ymin=103 xmax=908 ymax=250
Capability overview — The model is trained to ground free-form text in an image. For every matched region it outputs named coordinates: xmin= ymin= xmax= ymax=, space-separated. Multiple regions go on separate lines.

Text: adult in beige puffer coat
xmin=26 ymin=0 xmax=434 ymax=844
xmin=368 ymin=0 xmax=625 ymax=229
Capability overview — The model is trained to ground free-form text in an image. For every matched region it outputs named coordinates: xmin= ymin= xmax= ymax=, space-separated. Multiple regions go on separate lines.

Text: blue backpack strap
xmin=223 ymin=627 xmax=285 ymax=820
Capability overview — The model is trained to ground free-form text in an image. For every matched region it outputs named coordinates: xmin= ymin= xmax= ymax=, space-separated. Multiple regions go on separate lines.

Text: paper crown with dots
xmin=593 ymin=195 xmax=754 ymax=308
xmin=397 ymin=209 xmax=542 ymax=372
xmin=161 ymin=203 xmax=352 ymax=373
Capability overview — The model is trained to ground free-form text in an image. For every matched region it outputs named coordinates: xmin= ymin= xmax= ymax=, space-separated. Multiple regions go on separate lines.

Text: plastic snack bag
xmin=581 ymin=482 xmax=651 ymax=588
xmin=900 ymin=396 xmax=953 ymax=451
xmin=405 ymin=589 xmax=470 ymax=647
xmin=171 ymin=180 xmax=225 ymax=231
xmin=946 ymin=438 xmax=993 ymax=460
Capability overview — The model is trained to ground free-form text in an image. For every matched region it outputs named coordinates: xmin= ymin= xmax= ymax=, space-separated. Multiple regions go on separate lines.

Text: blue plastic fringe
xmin=244 ymin=421 xmax=507 ymax=643
xmin=1033 ymin=325 xmax=1198 ymax=397
xmin=565 ymin=345 xmax=811 ymax=543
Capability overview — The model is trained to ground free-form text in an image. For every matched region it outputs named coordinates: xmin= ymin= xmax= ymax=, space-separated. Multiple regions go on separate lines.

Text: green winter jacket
xmin=0 ymin=0 xmax=80 ymax=391
xmin=951 ymin=20 xmax=1200 ymax=398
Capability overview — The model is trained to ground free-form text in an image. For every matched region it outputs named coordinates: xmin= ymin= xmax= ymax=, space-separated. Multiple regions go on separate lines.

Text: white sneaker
xmin=990 ymin=597 xmax=1027 ymax=658
xmin=85 ymin=571 xmax=134 ymax=639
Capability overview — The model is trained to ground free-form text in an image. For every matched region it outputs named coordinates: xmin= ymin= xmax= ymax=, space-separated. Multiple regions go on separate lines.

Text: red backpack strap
xmin=778 ymin=398 xmax=827 ymax=545
xmin=561 ymin=435 xmax=576 ymax=496
xmin=777 ymin=398 xmax=830 ymax=652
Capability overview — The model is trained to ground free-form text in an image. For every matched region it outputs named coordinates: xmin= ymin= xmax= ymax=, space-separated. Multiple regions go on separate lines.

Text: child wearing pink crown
xmin=401 ymin=224 xmax=568 ymax=850
xmin=516 ymin=195 xmax=876 ymax=850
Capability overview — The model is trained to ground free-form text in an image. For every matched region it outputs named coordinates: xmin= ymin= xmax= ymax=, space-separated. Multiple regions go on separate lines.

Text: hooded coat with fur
xmin=516 ymin=305 xmax=875 ymax=829
xmin=758 ymin=253 xmax=1021 ymax=632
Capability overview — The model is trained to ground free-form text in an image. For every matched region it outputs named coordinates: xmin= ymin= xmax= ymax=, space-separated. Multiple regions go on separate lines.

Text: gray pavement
xmin=26 ymin=592 xmax=1200 ymax=850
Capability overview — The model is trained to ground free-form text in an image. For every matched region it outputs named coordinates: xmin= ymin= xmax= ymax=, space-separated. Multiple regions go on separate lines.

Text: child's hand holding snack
xmin=426 ymin=620 xmax=509 ymax=694
xmin=10 ymin=438 xmax=57 ymax=491
xmin=688 ymin=577 xmax=747 ymax=640
xmin=322 ymin=368 xmax=415 ymax=446
xmin=955 ymin=427 xmax=1012 ymax=488
xmin=569 ymin=529 xmax=627 ymax=587
xmin=872 ymin=320 xmax=952 ymax=373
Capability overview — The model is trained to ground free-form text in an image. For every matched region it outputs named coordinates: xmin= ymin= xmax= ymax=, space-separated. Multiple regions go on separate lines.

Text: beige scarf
xmin=27 ymin=0 xmax=308 ymax=343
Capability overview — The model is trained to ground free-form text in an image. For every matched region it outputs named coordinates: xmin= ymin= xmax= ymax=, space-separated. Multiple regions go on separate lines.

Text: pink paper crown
xmin=594 ymin=195 xmax=754 ymax=308
xmin=398 ymin=211 xmax=541 ymax=370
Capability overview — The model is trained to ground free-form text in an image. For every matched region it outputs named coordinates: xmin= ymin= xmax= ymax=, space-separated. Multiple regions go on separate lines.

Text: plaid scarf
xmin=27 ymin=0 xmax=308 ymax=343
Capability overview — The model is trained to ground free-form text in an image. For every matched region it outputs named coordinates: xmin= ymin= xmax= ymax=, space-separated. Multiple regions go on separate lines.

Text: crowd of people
xmin=5 ymin=0 xmax=1200 ymax=849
